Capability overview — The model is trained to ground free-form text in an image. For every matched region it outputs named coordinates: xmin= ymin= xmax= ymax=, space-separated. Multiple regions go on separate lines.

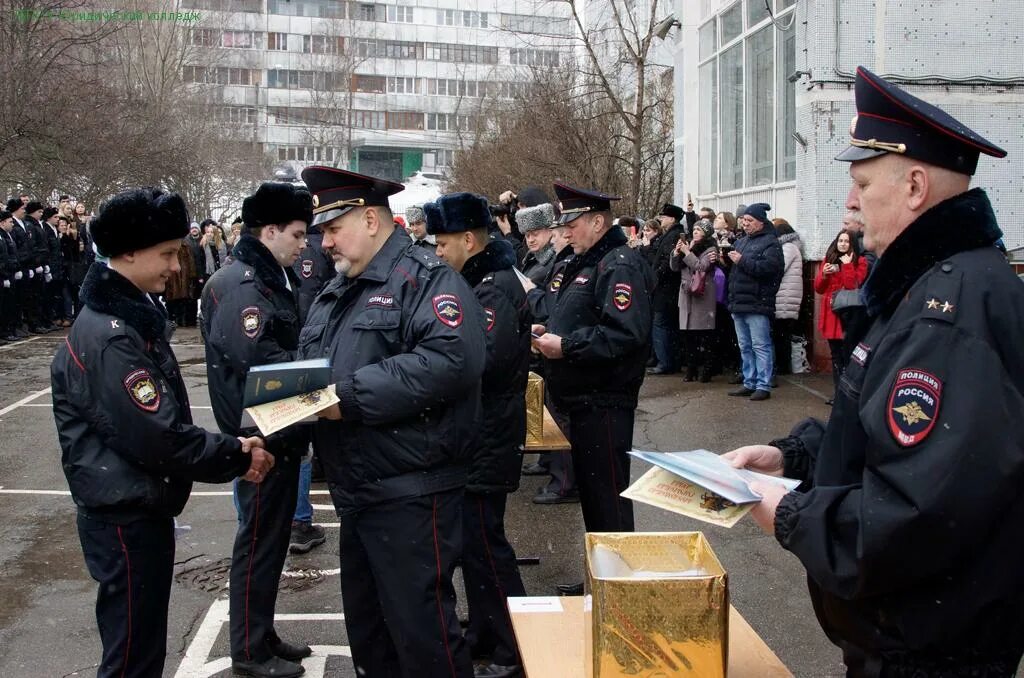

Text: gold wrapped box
xmin=584 ymin=532 xmax=728 ymax=678
xmin=524 ymin=371 xmax=544 ymax=446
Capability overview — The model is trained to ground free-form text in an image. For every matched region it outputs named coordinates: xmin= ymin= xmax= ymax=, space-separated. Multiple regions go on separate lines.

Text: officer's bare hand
xmin=317 ymin=403 xmax=342 ymax=420
xmin=533 ymin=332 xmax=564 ymax=359
xmin=237 ymin=436 xmax=266 ymax=455
xmin=243 ymin=447 xmax=275 ymax=483
xmin=747 ymin=481 xmax=789 ymax=534
xmin=722 ymin=445 xmax=784 ymax=476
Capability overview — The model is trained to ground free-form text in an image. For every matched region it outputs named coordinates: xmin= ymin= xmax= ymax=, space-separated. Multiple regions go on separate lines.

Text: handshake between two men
xmin=237 ymin=436 xmax=275 ymax=483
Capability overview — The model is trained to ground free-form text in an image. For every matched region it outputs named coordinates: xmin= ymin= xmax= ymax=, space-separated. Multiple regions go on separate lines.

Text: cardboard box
xmin=525 ymin=371 xmax=544 ymax=446
xmin=584 ymin=532 xmax=728 ymax=678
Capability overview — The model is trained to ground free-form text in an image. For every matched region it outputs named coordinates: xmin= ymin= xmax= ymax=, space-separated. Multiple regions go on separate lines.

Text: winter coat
xmin=296 ymin=228 xmax=486 ymax=515
xmin=164 ymin=241 xmax=197 ymax=302
xmin=521 ymin=243 xmax=556 ymax=287
xmin=669 ymin=246 xmax=717 ymax=331
xmin=727 ymin=227 xmax=784 ymax=316
xmin=652 ymin=223 xmax=686 ymax=312
xmin=813 ymin=257 xmax=868 ymax=340
xmin=291 ymin=227 xmax=335 ymax=324
xmin=462 ymin=240 xmax=531 ymax=494
xmin=51 ymin=264 xmax=250 ymax=523
xmin=775 ymin=233 xmax=804 ymax=320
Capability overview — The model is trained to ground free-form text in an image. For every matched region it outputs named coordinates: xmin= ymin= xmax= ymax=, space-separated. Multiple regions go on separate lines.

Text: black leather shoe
xmin=749 ymin=390 xmax=771 ymax=401
xmin=533 ymin=488 xmax=580 ymax=505
xmin=728 ymin=387 xmax=755 ymax=397
xmin=556 ymin=582 xmax=584 ymax=596
xmin=474 ymin=663 xmax=523 ymax=677
xmin=728 ymin=374 xmax=745 ymax=384
xmin=521 ymin=462 xmax=547 ymax=476
xmin=269 ymin=637 xmax=313 ymax=661
xmin=232 ymin=656 xmax=305 ymax=677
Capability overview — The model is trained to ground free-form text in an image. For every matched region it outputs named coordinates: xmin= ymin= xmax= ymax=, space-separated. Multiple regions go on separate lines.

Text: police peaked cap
xmin=836 ymin=66 xmax=1007 ymax=175
xmin=553 ymin=181 xmax=620 ymax=224
xmin=424 ymin=192 xmax=492 ymax=235
xmin=241 ymin=182 xmax=313 ymax=230
xmin=300 ymin=165 xmax=404 ymax=227
xmin=91 ymin=187 xmax=190 ymax=258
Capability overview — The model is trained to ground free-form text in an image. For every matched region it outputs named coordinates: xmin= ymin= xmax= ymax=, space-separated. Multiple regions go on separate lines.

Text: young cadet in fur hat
xmin=726 ymin=66 xmax=1024 ymax=676
xmin=531 ymin=182 xmax=655 ymax=596
xmin=297 ymin=166 xmax=485 ymax=678
xmin=50 ymin=187 xmax=274 ymax=678
xmin=200 ymin=182 xmax=315 ymax=678
xmin=426 ymin=193 xmax=530 ymax=678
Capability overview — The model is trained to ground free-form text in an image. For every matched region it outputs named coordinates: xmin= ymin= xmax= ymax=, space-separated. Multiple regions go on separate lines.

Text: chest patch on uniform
xmin=549 ymin=273 xmax=563 ymax=292
xmin=432 ymin=294 xmax=463 ymax=327
xmin=573 ymin=275 xmax=590 ymax=285
xmin=851 ymin=342 xmax=871 ymax=367
xmin=366 ymin=293 xmax=394 ymax=308
xmin=123 ymin=369 xmax=160 ymax=413
xmin=484 ymin=307 xmax=495 ymax=332
xmin=241 ymin=306 xmax=262 ymax=339
xmin=613 ymin=283 xmax=633 ymax=311
xmin=300 ymin=259 xmax=314 ymax=279
xmin=887 ymin=368 xmax=942 ymax=447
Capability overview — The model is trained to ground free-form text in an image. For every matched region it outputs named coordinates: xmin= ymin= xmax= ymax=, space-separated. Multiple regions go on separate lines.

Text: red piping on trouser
xmin=432 ymin=496 xmax=457 ymax=677
xmin=116 ymin=526 xmax=133 ymax=678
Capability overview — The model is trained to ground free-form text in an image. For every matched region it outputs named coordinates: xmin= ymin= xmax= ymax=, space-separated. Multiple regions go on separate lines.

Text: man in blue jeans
xmin=726 ymin=203 xmax=783 ymax=401
xmin=289 ymin=455 xmax=325 ymax=553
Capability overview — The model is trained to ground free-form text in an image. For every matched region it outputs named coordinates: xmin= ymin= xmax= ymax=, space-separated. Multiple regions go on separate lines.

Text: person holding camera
xmin=670 ymin=220 xmax=719 ymax=382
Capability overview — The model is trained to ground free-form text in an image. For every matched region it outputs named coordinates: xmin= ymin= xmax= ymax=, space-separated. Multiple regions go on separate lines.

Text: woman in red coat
xmin=814 ymin=229 xmax=867 ymax=394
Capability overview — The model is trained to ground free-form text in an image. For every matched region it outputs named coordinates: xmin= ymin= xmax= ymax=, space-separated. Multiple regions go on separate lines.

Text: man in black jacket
xmin=41 ymin=206 xmax=65 ymax=325
xmin=0 ymin=210 xmax=19 ymax=341
xmin=298 ymin=166 xmax=486 ymax=678
xmin=428 ymin=193 xmax=530 ymax=678
xmin=51 ymin=187 xmax=273 ymax=678
xmin=727 ymin=66 xmax=1024 ymax=677
xmin=532 ymin=183 xmax=654 ymax=595
xmin=201 ymin=182 xmax=314 ymax=678
xmin=726 ymin=203 xmax=783 ymax=401
xmin=649 ymin=203 xmax=687 ymax=374
xmin=183 ymin=223 xmax=204 ymax=326
xmin=8 ymin=198 xmax=43 ymax=333
xmin=23 ymin=200 xmax=55 ymax=331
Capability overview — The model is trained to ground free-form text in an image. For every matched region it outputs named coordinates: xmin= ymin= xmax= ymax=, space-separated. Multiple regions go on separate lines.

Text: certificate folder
xmin=242 ymin=358 xmax=332 ymax=408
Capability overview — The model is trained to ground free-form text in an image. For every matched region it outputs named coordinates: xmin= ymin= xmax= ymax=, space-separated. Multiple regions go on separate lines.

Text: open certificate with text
xmin=622 ymin=449 xmax=801 ymax=527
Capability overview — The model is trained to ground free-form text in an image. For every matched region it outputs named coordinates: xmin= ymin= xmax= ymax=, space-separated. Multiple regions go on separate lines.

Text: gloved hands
xmin=34 ymin=266 xmax=43 ymax=274
xmin=2 ymin=280 xmax=9 ymax=288
xmin=43 ymin=265 xmax=50 ymax=274
xmin=44 ymin=273 xmax=52 ymax=283
xmin=14 ymin=271 xmax=23 ymax=281
xmin=27 ymin=269 xmax=34 ymax=279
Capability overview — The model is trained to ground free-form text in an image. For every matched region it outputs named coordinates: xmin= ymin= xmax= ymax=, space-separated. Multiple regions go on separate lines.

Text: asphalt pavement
xmin=0 ymin=327 xmax=844 ymax=677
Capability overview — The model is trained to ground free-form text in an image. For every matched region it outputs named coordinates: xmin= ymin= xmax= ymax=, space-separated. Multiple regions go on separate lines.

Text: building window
xmin=463 ymin=11 xmax=487 ymax=28
xmin=424 ymin=43 xmax=498 ymax=64
xmin=387 ymin=5 xmax=413 ymax=23
xmin=305 ymin=35 xmax=344 ymax=55
xmin=436 ymin=9 xmax=456 ymax=25
xmin=355 ymin=3 xmax=385 ymax=22
xmin=183 ymin=66 xmax=259 ymax=86
xmin=699 ymin=1 xmax=796 ymax=193
xmin=435 ymin=149 xmax=455 ymax=167
xmin=275 ymin=146 xmax=336 ymax=162
xmin=427 ymin=113 xmax=448 ymax=131
xmin=387 ymin=112 xmax=424 ymax=130
xmin=510 ymin=48 xmax=560 ymax=67
xmin=268 ymin=0 xmax=344 ymax=18
xmin=350 ymin=110 xmax=386 ymax=129
xmin=189 ymin=29 xmax=217 ymax=47
xmin=387 ymin=77 xmax=419 ymax=94
xmin=216 ymin=106 xmax=258 ymax=124
xmin=499 ymin=13 xmax=572 ymax=36
xmin=352 ymin=74 xmax=386 ymax=93
xmin=268 ymin=32 xmax=288 ymax=50
xmin=180 ymin=0 xmax=260 ymax=12
xmin=221 ymin=30 xmax=254 ymax=48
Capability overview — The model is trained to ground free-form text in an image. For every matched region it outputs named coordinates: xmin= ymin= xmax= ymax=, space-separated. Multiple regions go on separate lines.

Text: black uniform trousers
xmin=462 ymin=491 xmax=526 ymax=666
xmin=230 ymin=457 xmax=300 ymax=663
xmin=539 ymin=395 xmax=576 ymax=496
xmin=567 ymin=406 xmax=635 ymax=532
xmin=339 ymin=489 xmax=472 ymax=678
xmin=17 ymin=276 xmax=40 ymax=329
xmin=77 ymin=513 xmax=175 ymax=678
xmin=0 ymin=284 xmax=17 ymax=336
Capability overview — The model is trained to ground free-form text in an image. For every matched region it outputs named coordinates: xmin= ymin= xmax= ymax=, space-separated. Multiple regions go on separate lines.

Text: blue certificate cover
xmin=243 ymin=358 xmax=333 ymax=407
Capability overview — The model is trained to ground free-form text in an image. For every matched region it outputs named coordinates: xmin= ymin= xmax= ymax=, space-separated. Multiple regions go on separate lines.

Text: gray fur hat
xmin=406 ymin=205 xmax=425 ymax=224
xmin=516 ymin=202 xmax=554 ymax=233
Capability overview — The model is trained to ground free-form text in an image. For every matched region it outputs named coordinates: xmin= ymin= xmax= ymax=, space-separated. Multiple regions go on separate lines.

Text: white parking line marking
xmin=0 ymin=336 xmax=42 ymax=351
xmin=174 ymin=598 xmax=349 ymax=678
xmin=0 ymin=387 xmax=52 ymax=415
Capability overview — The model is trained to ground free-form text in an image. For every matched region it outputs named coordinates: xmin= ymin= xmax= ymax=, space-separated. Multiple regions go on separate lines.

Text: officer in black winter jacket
xmin=532 ymin=182 xmax=654 ymax=595
xmin=50 ymin=188 xmax=273 ymax=678
xmin=727 ymin=66 xmax=1024 ymax=677
xmin=23 ymin=201 xmax=53 ymax=329
xmin=726 ymin=203 xmax=783 ymax=400
xmin=41 ymin=206 xmax=64 ymax=324
xmin=0 ymin=210 xmax=19 ymax=341
xmin=427 ymin=193 xmax=530 ymax=678
xmin=201 ymin=182 xmax=314 ymax=678
xmin=649 ymin=203 xmax=688 ymax=374
xmin=8 ymin=199 xmax=44 ymax=332
xmin=297 ymin=166 xmax=486 ymax=678
xmin=292 ymin=223 xmax=334 ymax=324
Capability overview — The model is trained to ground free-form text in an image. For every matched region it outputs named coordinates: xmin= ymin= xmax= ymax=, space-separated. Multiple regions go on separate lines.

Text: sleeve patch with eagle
xmin=887 ymin=368 xmax=942 ymax=447
xmin=612 ymin=283 xmax=632 ymax=311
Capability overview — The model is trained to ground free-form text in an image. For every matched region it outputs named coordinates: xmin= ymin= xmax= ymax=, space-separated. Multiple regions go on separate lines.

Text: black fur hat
xmin=424 ymin=192 xmax=491 ymax=235
xmin=5 ymin=198 xmax=23 ymax=212
xmin=90 ymin=187 xmax=190 ymax=258
xmin=42 ymin=206 xmax=59 ymax=221
xmin=25 ymin=200 xmax=44 ymax=215
xmin=241 ymin=182 xmax=313 ymax=230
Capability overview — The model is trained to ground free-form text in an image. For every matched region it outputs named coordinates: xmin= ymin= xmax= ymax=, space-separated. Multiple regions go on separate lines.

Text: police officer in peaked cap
xmin=726 ymin=66 xmax=1024 ymax=676
xmin=297 ymin=166 xmax=486 ymax=678
xmin=531 ymin=182 xmax=655 ymax=596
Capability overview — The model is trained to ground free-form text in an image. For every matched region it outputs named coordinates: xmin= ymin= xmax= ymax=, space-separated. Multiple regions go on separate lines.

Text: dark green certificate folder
xmin=243 ymin=358 xmax=333 ymax=408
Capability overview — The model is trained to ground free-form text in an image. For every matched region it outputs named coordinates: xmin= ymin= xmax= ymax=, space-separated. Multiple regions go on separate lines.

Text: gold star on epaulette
xmin=941 ymin=301 xmax=954 ymax=313
xmin=926 ymin=298 xmax=940 ymax=310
